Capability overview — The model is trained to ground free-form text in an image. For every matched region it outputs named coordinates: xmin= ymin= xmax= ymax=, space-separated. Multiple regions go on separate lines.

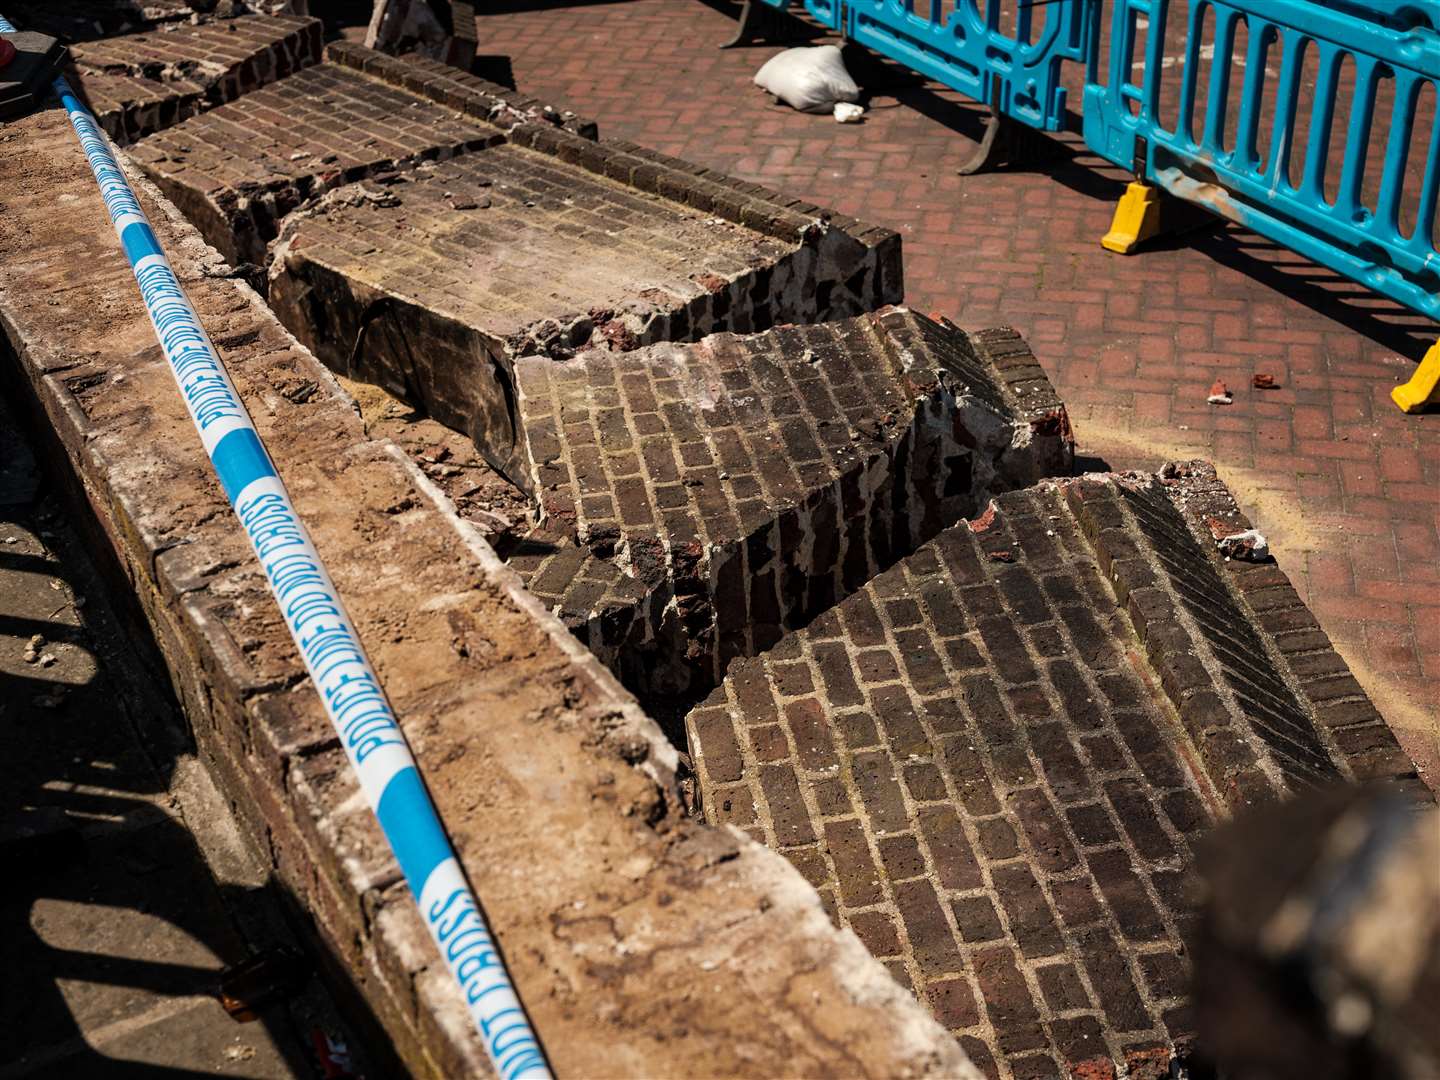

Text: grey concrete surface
xmin=0 ymin=395 xmax=359 ymax=1078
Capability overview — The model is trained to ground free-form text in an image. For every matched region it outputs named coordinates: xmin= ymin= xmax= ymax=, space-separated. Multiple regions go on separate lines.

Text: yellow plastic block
xmin=1101 ymin=181 xmax=1164 ymax=254
xmin=1392 ymin=339 xmax=1440 ymax=413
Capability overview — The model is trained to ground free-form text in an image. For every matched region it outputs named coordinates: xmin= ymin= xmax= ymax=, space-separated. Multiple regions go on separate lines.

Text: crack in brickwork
xmin=689 ymin=481 xmax=1215 ymax=1078
xmin=511 ymin=310 xmax=1072 ymax=694
xmin=65 ymin=15 xmax=322 ymax=145
xmin=266 ymin=145 xmax=817 ymax=465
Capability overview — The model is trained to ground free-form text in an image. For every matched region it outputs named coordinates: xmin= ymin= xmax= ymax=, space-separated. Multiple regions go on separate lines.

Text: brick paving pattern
xmin=688 ymin=467 xmax=1416 ymax=1078
xmin=480 ymin=0 xmax=1439 ymax=787
xmin=67 ymin=15 xmax=322 ymax=144
xmin=511 ymin=309 xmax=1071 ymax=692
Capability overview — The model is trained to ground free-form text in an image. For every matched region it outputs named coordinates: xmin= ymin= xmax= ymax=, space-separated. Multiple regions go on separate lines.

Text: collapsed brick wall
xmin=689 ymin=480 xmax=1216 ymax=1078
xmin=687 ymin=468 xmax=1419 ymax=1079
xmin=66 ymin=15 xmax=323 ymax=143
xmin=510 ymin=309 xmax=1073 ymax=696
xmin=124 ymin=44 xmax=900 ymax=416
xmin=0 ymin=96 xmax=979 ymax=1080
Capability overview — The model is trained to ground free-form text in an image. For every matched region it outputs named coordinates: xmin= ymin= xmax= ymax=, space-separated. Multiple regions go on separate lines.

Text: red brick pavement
xmin=479 ymin=0 xmax=1437 ymax=786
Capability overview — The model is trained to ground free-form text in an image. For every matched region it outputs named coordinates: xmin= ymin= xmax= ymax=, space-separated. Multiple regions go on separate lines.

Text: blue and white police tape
xmin=0 ymin=14 xmax=551 ymax=1078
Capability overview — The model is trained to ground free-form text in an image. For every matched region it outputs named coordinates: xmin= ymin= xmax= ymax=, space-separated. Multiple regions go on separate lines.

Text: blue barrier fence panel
xmin=1083 ymin=0 xmax=1440 ymax=321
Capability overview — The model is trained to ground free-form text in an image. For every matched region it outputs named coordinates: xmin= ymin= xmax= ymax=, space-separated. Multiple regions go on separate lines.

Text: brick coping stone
xmin=65 ymin=15 xmax=323 ymax=144
xmin=510 ymin=309 xmax=1074 ymax=695
xmin=687 ymin=468 xmax=1421 ymax=1079
xmin=0 ymin=105 xmax=977 ymax=1080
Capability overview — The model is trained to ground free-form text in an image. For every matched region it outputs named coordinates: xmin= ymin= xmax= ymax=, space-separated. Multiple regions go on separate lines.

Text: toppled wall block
xmin=127 ymin=45 xmax=899 ymax=420
xmin=65 ymin=15 xmax=322 ymax=143
xmin=510 ymin=309 xmax=1072 ymax=693
xmin=1195 ymin=788 xmax=1438 ymax=1080
xmin=1 ymin=92 xmax=977 ymax=1080
xmin=687 ymin=468 xmax=1418 ymax=1078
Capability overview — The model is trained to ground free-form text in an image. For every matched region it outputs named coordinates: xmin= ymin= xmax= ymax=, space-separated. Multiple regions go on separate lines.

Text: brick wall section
xmin=689 ymin=481 xmax=1219 ymax=1079
xmin=128 ymin=62 xmax=505 ymax=267
xmin=0 ymin=105 xmax=978 ymax=1080
xmin=66 ymin=15 xmax=322 ymax=144
xmin=512 ymin=309 xmax=1073 ymax=694
xmin=322 ymin=38 xmax=900 ymax=305
xmin=688 ymin=465 xmax=1410 ymax=1078
xmin=1065 ymin=464 xmax=1422 ymax=810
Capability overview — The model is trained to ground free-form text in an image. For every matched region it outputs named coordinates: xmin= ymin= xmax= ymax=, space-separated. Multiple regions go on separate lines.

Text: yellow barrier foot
xmin=1392 ymin=339 xmax=1440 ymax=413
xmin=1102 ymin=180 xmax=1164 ymax=254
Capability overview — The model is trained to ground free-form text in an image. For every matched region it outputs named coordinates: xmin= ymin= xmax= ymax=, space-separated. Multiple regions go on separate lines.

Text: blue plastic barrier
xmin=1083 ymin=0 xmax=1440 ymax=321
xmin=843 ymin=0 xmax=1090 ymax=132
xmin=0 ymin=14 xmax=551 ymax=1076
xmin=745 ymin=0 xmax=1088 ymax=131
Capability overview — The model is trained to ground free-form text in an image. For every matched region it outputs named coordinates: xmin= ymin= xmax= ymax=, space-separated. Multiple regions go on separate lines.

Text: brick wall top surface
xmin=70 ymin=15 xmax=316 ymax=75
xmin=66 ymin=15 xmax=322 ymax=142
xmin=0 ymin=103 xmax=974 ymax=1080
xmin=130 ymin=61 xmax=502 ymax=194
xmin=688 ymin=481 xmax=1217 ymax=1078
xmin=277 ymin=145 xmax=789 ymax=345
xmin=321 ymin=41 xmax=895 ymax=253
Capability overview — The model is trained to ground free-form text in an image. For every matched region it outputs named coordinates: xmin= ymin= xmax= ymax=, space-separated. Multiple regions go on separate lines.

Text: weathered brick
xmin=926 ymin=978 xmax=982 ymax=1031
xmin=991 ymin=864 xmax=1065 ymax=959
xmin=824 ymin=819 xmax=885 ymax=908
xmin=1074 ymin=928 xmax=1152 ymax=1033
xmin=895 ymin=880 xmax=965 ymax=978
xmin=972 ymin=947 xmax=1047 ymax=1054
xmin=759 ymin=763 xmax=816 ymax=848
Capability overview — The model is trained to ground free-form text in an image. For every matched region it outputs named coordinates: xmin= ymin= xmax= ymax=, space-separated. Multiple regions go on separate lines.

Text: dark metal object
xmin=957 ymin=105 xmax=1059 ymax=175
xmin=0 ymin=31 xmax=66 ymax=121
xmin=718 ymin=0 xmax=798 ymax=48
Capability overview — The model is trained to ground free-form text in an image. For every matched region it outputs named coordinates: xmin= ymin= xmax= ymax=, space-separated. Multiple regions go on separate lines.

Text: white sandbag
xmin=833 ymin=102 xmax=864 ymax=122
xmin=753 ymin=45 xmax=860 ymax=114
